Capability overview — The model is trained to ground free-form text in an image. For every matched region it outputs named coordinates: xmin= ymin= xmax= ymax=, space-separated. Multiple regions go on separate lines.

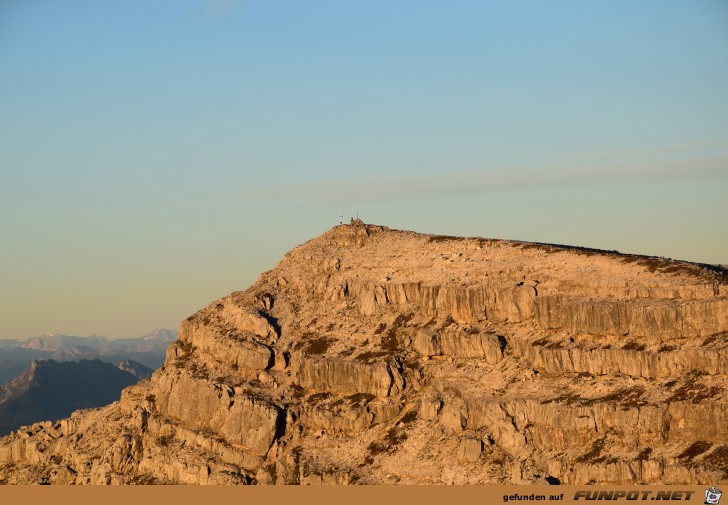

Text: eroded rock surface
xmin=1 ymin=223 xmax=726 ymax=484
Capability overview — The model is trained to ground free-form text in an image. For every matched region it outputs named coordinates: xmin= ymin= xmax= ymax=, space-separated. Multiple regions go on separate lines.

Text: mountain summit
xmin=0 ymin=223 xmax=726 ymax=484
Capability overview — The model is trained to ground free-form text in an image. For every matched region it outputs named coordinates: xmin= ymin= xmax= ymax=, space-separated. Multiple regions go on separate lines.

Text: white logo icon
xmin=706 ymin=487 xmax=722 ymax=505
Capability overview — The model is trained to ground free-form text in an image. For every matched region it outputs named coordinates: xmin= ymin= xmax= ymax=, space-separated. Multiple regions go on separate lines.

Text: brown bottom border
xmin=0 ymin=484 xmax=722 ymax=505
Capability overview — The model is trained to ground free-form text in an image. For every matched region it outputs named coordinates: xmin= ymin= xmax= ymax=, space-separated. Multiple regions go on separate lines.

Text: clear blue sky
xmin=1 ymin=0 xmax=727 ymax=339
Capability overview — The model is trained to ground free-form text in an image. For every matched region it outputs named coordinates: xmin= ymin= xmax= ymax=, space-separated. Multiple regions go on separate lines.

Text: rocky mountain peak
xmin=0 ymin=223 xmax=726 ymax=484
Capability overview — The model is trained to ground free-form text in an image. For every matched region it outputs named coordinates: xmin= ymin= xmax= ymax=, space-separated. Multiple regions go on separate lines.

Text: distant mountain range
xmin=0 ymin=329 xmax=176 ymax=384
xmin=0 ymin=359 xmax=145 ymax=436
xmin=117 ymin=359 xmax=154 ymax=380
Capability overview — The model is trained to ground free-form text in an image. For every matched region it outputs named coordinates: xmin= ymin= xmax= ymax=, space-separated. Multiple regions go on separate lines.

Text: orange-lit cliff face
xmin=1 ymin=223 xmax=726 ymax=484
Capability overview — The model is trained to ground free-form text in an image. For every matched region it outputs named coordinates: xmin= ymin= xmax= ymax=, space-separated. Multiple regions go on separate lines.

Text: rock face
xmin=0 ymin=223 xmax=726 ymax=485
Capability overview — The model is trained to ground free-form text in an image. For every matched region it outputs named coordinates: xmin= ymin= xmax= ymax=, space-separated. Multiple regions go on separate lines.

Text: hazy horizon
xmin=0 ymin=328 xmax=177 ymax=341
xmin=1 ymin=0 xmax=726 ymax=340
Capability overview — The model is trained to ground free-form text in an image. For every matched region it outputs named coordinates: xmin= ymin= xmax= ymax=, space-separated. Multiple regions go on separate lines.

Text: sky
xmin=1 ymin=0 xmax=727 ymax=340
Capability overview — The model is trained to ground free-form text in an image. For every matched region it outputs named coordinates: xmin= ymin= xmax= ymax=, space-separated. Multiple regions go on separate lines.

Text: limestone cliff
xmin=1 ymin=223 xmax=726 ymax=485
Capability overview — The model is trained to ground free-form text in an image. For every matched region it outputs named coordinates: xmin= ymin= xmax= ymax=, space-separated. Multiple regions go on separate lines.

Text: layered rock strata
xmin=0 ymin=223 xmax=726 ymax=485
